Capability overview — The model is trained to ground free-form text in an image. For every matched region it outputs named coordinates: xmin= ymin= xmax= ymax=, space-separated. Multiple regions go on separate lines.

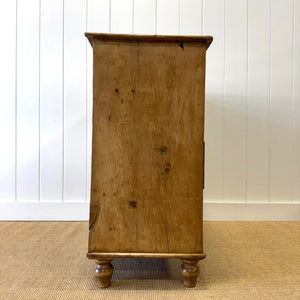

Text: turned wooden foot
xmin=94 ymin=259 xmax=114 ymax=288
xmin=180 ymin=258 xmax=200 ymax=288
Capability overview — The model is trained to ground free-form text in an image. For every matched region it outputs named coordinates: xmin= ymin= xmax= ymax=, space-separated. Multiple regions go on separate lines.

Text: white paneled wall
xmin=247 ymin=0 xmax=270 ymax=203
xmin=0 ymin=0 xmax=300 ymax=219
xmin=16 ymin=0 xmax=40 ymax=203
xmin=40 ymin=0 xmax=63 ymax=203
xmin=0 ymin=1 xmax=16 ymax=203
xmin=270 ymin=0 xmax=294 ymax=203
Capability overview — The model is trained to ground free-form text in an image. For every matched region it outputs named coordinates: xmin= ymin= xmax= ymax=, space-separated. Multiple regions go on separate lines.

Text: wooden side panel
xmin=89 ymin=42 xmax=139 ymax=252
xmin=89 ymin=40 xmax=206 ymax=253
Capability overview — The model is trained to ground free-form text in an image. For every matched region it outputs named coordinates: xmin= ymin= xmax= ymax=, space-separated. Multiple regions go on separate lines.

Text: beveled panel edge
xmin=87 ymin=252 xmax=206 ymax=260
xmin=85 ymin=33 xmax=213 ymax=49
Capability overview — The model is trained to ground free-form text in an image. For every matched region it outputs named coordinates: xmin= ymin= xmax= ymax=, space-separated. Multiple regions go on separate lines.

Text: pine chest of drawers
xmin=85 ymin=33 xmax=212 ymax=288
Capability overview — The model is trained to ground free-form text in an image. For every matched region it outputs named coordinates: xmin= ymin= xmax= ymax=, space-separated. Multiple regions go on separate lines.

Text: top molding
xmin=85 ymin=33 xmax=213 ymax=49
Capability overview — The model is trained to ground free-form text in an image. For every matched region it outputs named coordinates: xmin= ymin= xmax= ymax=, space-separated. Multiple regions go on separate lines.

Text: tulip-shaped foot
xmin=94 ymin=259 xmax=114 ymax=288
xmin=180 ymin=258 xmax=200 ymax=288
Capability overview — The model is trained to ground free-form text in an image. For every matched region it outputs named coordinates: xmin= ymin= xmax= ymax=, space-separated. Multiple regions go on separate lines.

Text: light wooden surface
xmin=87 ymin=253 xmax=206 ymax=259
xmin=87 ymin=33 xmax=212 ymax=287
xmin=88 ymin=34 xmax=211 ymax=254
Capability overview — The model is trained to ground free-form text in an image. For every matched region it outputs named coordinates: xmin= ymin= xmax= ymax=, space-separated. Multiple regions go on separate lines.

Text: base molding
xmin=87 ymin=252 xmax=206 ymax=259
xmin=0 ymin=202 xmax=299 ymax=221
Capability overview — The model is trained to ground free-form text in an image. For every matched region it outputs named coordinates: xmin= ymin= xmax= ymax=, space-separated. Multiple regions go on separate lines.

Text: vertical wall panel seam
xmin=10 ymin=0 xmax=298 ymax=206
xmin=62 ymin=0 xmax=65 ymax=203
xmin=291 ymin=0 xmax=295 ymax=203
xmin=245 ymin=0 xmax=249 ymax=203
xmin=155 ymin=0 xmax=157 ymax=34
xmin=178 ymin=0 xmax=181 ymax=34
xmin=109 ymin=0 xmax=111 ymax=33
xmin=202 ymin=0 xmax=204 ymax=35
xmin=268 ymin=0 xmax=272 ymax=203
xmin=222 ymin=0 xmax=226 ymax=202
xmin=201 ymin=0 xmax=204 ymax=35
xmin=15 ymin=0 xmax=18 ymax=203
xmin=132 ymin=0 xmax=134 ymax=33
xmin=86 ymin=0 xmax=88 ymax=202
xmin=38 ymin=0 xmax=41 ymax=202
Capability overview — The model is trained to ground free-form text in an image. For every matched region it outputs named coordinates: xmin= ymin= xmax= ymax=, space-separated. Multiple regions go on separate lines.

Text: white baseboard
xmin=0 ymin=202 xmax=299 ymax=221
xmin=204 ymin=203 xmax=300 ymax=221
xmin=0 ymin=202 xmax=90 ymax=221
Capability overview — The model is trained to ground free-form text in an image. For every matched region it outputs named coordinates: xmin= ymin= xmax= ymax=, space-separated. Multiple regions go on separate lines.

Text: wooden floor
xmin=0 ymin=222 xmax=299 ymax=299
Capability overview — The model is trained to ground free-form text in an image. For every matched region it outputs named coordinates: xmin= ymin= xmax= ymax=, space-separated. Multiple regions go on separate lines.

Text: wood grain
xmin=87 ymin=252 xmax=206 ymax=259
xmin=180 ymin=258 xmax=201 ymax=288
xmin=85 ymin=33 xmax=213 ymax=47
xmin=87 ymin=33 xmax=212 ymax=287
xmin=94 ymin=259 xmax=114 ymax=288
